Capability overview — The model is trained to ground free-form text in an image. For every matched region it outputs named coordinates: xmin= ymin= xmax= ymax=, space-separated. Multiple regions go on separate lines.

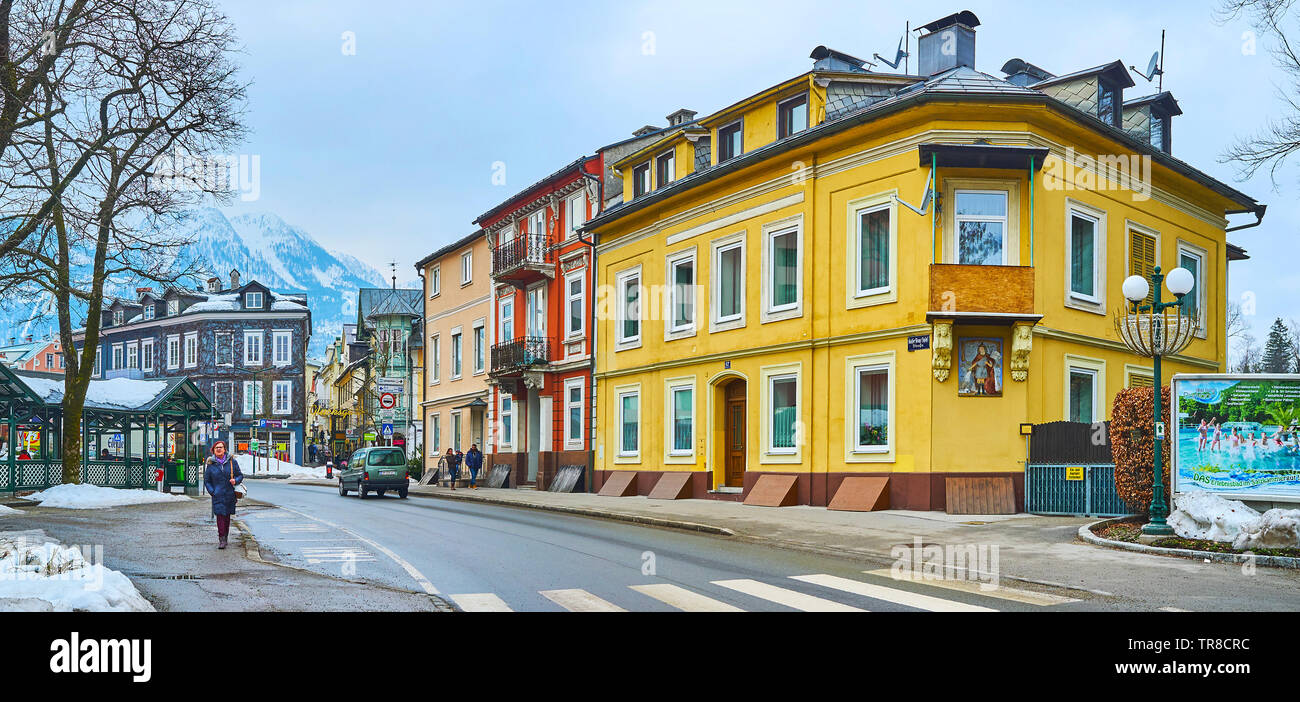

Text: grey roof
xmin=357 ymin=288 xmax=422 ymax=324
xmin=1030 ymin=60 xmax=1134 ymax=90
xmin=414 ymin=229 xmax=484 ymax=272
xmin=472 ymin=156 xmax=597 ymax=225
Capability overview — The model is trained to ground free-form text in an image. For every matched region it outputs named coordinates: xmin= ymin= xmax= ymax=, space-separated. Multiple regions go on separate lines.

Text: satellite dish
xmin=873 ymin=34 xmax=909 ymax=70
xmin=1145 ymin=51 xmax=1161 ymax=80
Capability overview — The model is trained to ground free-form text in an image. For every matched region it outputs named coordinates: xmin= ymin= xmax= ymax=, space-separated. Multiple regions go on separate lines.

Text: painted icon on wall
xmin=958 ymin=337 xmax=1003 ymax=397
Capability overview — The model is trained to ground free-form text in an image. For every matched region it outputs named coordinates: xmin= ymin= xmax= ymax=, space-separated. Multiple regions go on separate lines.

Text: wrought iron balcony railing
xmin=490 ymin=336 xmax=551 ymax=374
xmin=491 ymin=232 xmax=553 ymax=278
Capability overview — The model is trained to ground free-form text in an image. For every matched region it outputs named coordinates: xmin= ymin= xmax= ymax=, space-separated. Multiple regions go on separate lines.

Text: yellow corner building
xmin=583 ymin=13 xmax=1263 ymax=510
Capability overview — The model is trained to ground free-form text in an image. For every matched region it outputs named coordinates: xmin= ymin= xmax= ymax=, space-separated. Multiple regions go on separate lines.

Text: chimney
xmin=1000 ymin=58 xmax=1053 ymax=87
xmin=666 ymin=109 xmax=697 ymax=126
xmin=25 ymin=335 xmax=33 ymax=343
xmin=207 ymin=276 xmax=222 ymax=292
xmin=135 ymin=287 xmax=153 ymax=295
xmin=917 ymin=10 xmax=980 ymax=76
xmin=229 ymin=269 xmax=241 ymax=289
xmin=809 ymin=46 xmax=871 ymax=73
xmin=632 ymin=125 xmax=659 ymax=137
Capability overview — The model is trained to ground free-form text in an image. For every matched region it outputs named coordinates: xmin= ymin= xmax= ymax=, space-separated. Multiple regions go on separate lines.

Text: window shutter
xmin=1129 ymin=231 xmax=1156 ymax=304
xmin=1127 ymin=374 xmax=1154 ymax=389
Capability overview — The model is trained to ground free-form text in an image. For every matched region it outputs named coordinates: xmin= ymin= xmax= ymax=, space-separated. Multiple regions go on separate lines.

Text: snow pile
xmin=21 ymin=483 xmax=191 ymax=510
xmin=0 ymin=533 xmax=154 ymax=612
xmin=0 ymin=504 xmax=23 ymax=516
xmin=1232 ymin=509 xmax=1300 ymax=550
xmin=1167 ymin=492 xmax=1260 ymax=542
xmin=233 ymin=453 xmax=327 ymax=480
xmin=18 ymin=375 xmax=170 ymax=410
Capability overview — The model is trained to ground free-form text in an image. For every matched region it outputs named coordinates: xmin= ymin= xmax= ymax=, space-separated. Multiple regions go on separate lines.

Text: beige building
xmin=416 ymin=229 xmax=492 ymax=473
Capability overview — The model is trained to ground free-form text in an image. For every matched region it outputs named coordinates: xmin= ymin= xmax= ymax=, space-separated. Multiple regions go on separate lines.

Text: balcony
xmin=489 ymin=336 xmax=552 ymax=377
xmin=928 ymin=264 xmax=1038 ymax=323
xmin=491 ymin=232 xmax=554 ymax=287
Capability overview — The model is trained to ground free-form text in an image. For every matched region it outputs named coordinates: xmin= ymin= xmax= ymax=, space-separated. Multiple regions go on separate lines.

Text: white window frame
xmin=243 ymin=330 xmax=263 ymax=366
xmin=167 ymin=299 xmax=179 ymax=316
xmin=451 ymin=410 xmax=463 ymax=450
xmin=529 ymin=209 xmax=546 ymax=238
xmin=761 ymin=215 xmax=804 ymax=323
xmin=953 ymin=189 xmax=1009 ymax=265
xmin=615 ymin=384 xmax=641 ymax=461
xmin=112 ymin=310 xmax=124 ymax=326
xmin=846 ymin=191 xmax=898 ymax=308
xmin=566 ymin=192 xmax=587 ymax=239
xmin=498 ymin=295 xmax=514 ymax=343
xmin=665 ymin=377 xmax=695 ymax=461
xmin=656 ymin=149 xmax=675 ymax=188
xmin=564 ymin=377 xmax=585 ymax=451
xmin=525 ymin=284 xmax=546 ymax=338
xmin=497 ymin=394 xmax=514 ymax=449
xmin=461 ymin=251 xmax=473 ymax=285
xmin=710 ymin=231 xmax=747 ymax=333
xmin=564 ymin=270 xmax=585 ymax=340
xmin=272 ymin=330 xmax=292 ymax=367
xmin=473 ymin=320 xmax=486 ymax=374
xmin=243 ymin=380 xmax=263 ymax=417
xmin=111 ymin=343 xmax=124 ymax=371
xmin=166 ymin=335 xmax=181 ymax=371
xmin=1065 ymin=199 xmax=1107 ymax=313
xmin=246 ymin=291 xmax=263 ymax=309
xmin=430 ymin=334 xmax=440 ymax=383
xmin=430 ymin=265 xmax=441 ymax=298
xmin=183 ymin=332 xmax=198 ymax=369
xmin=450 ymin=327 xmax=463 ymax=380
xmin=844 ymin=352 xmax=896 ymax=462
xmin=272 ymin=380 xmax=292 ymax=415
xmin=614 ymin=266 xmax=642 ymax=350
xmin=141 ymin=339 xmax=154 ymax=373
xmin=760 ymin=362 xmax=801 ymax=463
xmin=143 ymin=305 xmax=155 ymax=321
xmin=93 ymin=348 xmax=102 ymax=378
xmin=943 ymin=179 xmax=1021 ymax=266
xmin=665 ymin=247 xmax=697 ymax=339
xmin=431 ymin=413 xmax=441 ymax=453
xmin=1177 ymin=239 xmax=1208 ymax=339
xmin=126 ymin=343 xmax=138 ymax=370
xmin=1063 ymin=354 xmax=1106 ymax=423
xmin=214 ymin=332 xmax=233 ymax=367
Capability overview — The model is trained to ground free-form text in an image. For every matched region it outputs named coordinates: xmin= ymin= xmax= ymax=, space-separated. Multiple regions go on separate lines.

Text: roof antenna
xmin=873 ymin=22 xmax=910 ymax=72
xmin=388 ymin=261 xmax=397 ymax=289
xmin=1128 ymin=29 xmax=1165 ymax=92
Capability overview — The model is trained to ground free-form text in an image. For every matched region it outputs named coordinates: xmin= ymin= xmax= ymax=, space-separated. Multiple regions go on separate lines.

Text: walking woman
xmin=203 ymin=440 xmax=244 ymax=549
xmin=444 ymin=446 xmax=462 ymax=490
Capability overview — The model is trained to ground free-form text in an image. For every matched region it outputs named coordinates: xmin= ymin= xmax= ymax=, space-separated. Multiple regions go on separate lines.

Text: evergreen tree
xmin=1261 ymin=318 xmax=1295 ymax=373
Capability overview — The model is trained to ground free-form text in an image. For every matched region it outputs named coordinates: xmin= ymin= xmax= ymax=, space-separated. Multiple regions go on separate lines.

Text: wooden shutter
xmin=1129 ymin=230 xmax=1156 ymax=304
xmin=1127 ymin=373 xmax=1153 ymax=389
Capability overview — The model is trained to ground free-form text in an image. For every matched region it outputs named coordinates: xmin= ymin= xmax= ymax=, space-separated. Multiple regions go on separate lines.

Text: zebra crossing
xmin=446 ymin=570 xmax=1081 ymax=612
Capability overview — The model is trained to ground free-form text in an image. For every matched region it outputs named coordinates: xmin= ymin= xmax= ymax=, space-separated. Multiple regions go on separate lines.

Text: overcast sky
xmin=215 ymin=0 xmax=1294 ymax=351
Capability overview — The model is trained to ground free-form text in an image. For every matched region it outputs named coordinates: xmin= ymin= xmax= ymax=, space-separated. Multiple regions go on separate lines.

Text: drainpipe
xmin=1029 ymin=156 xmax=1035 ymax=267
xmin=578 ymin=169 xmax=603 ymax=493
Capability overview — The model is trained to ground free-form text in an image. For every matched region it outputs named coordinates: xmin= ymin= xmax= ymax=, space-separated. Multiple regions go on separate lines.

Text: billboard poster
xmin=1171 ymin=373 xmax=1300 ymax=502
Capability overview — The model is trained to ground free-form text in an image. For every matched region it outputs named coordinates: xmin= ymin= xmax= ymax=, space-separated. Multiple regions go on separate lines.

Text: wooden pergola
xmin=0 ymin=363 xmax=213 ymax=493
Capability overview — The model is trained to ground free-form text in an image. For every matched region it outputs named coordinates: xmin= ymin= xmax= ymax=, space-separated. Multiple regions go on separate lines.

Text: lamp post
xmin=1116 ymin=265 xmax=1197 ymax=536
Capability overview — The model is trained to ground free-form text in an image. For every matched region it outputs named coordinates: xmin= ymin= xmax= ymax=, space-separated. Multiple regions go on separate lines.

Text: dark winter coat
xmin=203 ymin=455 xmax=245 ymax=516
xmin=464 ymin=448 xmax=483 ymax=471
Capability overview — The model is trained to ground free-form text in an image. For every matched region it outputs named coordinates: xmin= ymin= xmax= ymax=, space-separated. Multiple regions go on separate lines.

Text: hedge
xmin=1109 ymin=385 xmax=1172 ymax=513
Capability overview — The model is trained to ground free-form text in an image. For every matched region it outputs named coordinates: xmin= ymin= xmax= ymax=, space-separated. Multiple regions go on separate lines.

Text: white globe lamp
xmin=1165 ymin=267 xmax=1194 ymax=297
xmin=1122 ymin=275 xmax=1150 ymax=303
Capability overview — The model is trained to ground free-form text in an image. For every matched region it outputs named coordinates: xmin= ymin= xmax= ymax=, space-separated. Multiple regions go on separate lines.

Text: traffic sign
xmin=379 ymin=393 xmax=397 ymax=410
xmin=381 ymin=423 xmax=394 ymax=437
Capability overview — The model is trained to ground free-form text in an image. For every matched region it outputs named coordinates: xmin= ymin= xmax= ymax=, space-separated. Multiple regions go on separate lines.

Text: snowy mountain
xmin=0 ymin=208 xmax=393 ymax=359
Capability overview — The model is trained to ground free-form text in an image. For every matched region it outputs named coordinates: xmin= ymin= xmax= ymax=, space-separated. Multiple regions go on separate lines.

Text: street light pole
xmin=1119 ymin=264 xmax=1196 ymax=537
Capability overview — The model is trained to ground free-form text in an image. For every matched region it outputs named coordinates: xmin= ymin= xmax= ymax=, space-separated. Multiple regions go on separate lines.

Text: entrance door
xmin=724 ymin=381 xmax=746 ymax=488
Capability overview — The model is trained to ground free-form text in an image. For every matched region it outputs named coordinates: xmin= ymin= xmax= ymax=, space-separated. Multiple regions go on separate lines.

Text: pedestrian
xmin=202 ymin=440 xmax=244 ymax=550
xmin=444 ymin=447 xmax=461 ymax=490
xmin=99 ymin=448 xmax=110 ymax=460
xmin=309 ymin=442 xmax=318 ymax=464
xmin=464 ymin=443 xmax=483 ymax=489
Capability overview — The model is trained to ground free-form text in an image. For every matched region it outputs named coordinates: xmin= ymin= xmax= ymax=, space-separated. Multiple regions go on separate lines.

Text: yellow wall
xmin=592 ymin=97 xmax=1238 ymax=498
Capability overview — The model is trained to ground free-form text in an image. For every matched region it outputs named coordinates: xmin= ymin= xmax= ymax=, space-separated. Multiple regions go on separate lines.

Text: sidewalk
xmin=291 ymin=479 xmax=1300 ymax=605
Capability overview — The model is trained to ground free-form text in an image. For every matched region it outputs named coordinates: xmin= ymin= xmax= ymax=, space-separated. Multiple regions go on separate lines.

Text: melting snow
xmin=1168 ymin=492 xmax=1261 ymax=542
xmin=21 ymin=483 xmax=191 ymax=510
xmin=18 ymin=376 xmax=171 ymax=410
xmin=0 ymin=532 xmax=154 ymax=611
xmin=1232 ymin=509 xmax=1300 ymax=550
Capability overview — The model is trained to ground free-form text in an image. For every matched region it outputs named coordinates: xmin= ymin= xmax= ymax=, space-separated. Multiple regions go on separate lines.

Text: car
xmin=337 ymin=447 xmax=409 ymax=499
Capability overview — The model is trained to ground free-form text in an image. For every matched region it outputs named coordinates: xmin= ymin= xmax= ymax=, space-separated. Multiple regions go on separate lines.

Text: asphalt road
xmin=240 ymin=481 xmax=1092 ymax=612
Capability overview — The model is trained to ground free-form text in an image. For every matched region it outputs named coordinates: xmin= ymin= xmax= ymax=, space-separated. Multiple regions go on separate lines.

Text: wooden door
xmin=724 ymin=382 xmax=746 ymax=488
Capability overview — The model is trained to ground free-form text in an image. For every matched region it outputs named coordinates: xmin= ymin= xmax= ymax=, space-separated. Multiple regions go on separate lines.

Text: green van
xmin=338 ymin=447 xmax=410 ymax=499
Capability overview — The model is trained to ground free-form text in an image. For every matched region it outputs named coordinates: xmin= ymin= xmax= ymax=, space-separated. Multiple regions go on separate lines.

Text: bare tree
xmin=1218 ymin=0 xmax=1300 ymax=182
xmin=1233 ymin=331 xmax=1263 ymax=372
xmin=0 ymin=0 xmax=246 ymax=483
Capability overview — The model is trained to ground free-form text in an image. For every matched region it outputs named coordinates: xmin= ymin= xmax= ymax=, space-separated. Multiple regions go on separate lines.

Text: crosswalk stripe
xmin=540 ymin=589 xmax=627 ymax=612
xmin=629 ymin=584 xmax=745 ymax=612
xmin=863 ymin=569 xmax=1080 ymax=606
xmin=712 ymin=579 xmax=865 ymax=612
xmin=792 ymin=573 xmax=995 ymax=612
xmin=1158 ymin=606 xmax=1190 ymax=612
xmin=451 ymin=593 xmax=514 ymax=612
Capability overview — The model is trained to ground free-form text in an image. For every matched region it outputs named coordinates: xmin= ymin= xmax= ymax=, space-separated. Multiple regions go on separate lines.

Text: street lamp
xmin=1115 ymin=265 xmax=1197 ymax=536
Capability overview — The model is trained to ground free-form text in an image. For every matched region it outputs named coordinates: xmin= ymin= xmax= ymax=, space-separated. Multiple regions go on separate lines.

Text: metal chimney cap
xmin=918 ymin=10 xmax=980 ymax=34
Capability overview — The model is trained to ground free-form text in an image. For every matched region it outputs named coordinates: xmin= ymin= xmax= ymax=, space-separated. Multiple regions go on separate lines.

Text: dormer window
xmin=246 ymin=291 xmax=263 ymax=309
xmin=1149 ymin=108 xmax=1171 ymax=153
xmin=167 ymin=299 xmax=179 ymax=316
xmin=632 ymin=162 xmax=651 ymax=197
xmin=778 ymin=94 xmax=809 ymax=138
xmin=1098 ymin=80 xmax=1120 ymax=128
xmin=112 ymin=310 xmax=123 ymax=326
xmin=143 ymin=305 xmax=154 ymax=321
xmin=718 ymin=120 xmax=743 ymax=162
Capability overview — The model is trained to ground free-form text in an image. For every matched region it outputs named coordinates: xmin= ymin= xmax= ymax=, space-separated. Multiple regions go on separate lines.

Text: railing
xmin=492 ymin=231 xmax=552 ymax=277
xmin=1 ymin=458 xmax=199 ymax=493
xmin=489 ymin=336 xmax=551 ymax=374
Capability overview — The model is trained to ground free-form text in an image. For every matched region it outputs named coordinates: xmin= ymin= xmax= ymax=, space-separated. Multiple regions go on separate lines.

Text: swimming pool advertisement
xmin=1171 ymin=373 xmax=1300 ymax=502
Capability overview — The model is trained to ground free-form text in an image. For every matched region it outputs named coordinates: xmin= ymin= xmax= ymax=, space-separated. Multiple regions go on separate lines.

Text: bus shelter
xmin=0 ymin=363 xmax=213 ymax=494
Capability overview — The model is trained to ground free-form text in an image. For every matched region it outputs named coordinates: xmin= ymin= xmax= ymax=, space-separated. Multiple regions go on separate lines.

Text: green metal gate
xmin=1025 ymin=421 xmax=1136 ymax=517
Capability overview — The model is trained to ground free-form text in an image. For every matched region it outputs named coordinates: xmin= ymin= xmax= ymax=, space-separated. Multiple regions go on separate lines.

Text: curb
xmin=1079 ymin=518 xmax=1300 ymax=569
xmin=289 ymin=479 xmax=736 ymax=537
